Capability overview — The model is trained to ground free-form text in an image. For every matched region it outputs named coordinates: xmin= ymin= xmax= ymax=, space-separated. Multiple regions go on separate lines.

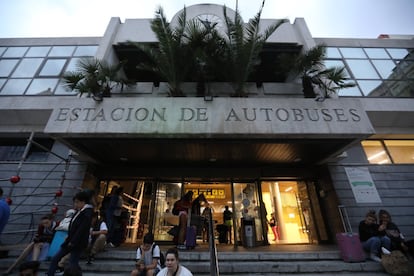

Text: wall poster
xmin=344 ymin=167 xmax=382 ymax=203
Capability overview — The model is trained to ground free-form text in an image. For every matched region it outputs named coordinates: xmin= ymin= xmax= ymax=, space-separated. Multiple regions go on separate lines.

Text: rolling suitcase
xmin=185 ymin=208 xmax=196 ymax=249
xmin=336 ymin=205 xmax=366 ymax=262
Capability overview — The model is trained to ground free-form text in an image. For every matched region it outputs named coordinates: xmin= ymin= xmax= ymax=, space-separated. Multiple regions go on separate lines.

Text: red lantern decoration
xmin=51 ymin=206 xmax=58 ymax=214
xmin=55 ymin=190 xmax=63 ymax=197
xmin=5 ymin=197 xmax=12 ymax=205
xmin=10 ymin=175 xmax=20 ymax=184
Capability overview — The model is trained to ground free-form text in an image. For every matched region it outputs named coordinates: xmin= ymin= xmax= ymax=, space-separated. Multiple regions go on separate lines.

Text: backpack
xmin=138 ymin=244 xmax=165 ymax=268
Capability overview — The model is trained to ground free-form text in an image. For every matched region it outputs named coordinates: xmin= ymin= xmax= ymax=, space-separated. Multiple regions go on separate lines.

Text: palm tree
xmin=218 ymin=1 xmax=287 ymax=97
xmin=62 ymin=58 xmax=128 ymax=101
xmin=131 ymin=7 xmax=196 ymax=97
xmin=288 ymin=44 xmax=355 ymax=99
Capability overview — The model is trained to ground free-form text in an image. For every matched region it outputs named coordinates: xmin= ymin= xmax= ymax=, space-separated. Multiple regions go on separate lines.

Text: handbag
xmin=381 ymin=250 xmax=412 ymax=276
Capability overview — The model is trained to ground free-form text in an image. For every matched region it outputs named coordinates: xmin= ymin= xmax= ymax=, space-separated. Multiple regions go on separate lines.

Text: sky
xmin=0 ymin=0 xmax=413 ymax=39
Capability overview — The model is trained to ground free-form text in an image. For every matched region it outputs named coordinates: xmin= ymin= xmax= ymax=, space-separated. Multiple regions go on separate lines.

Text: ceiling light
xmin=368 ymin=150 xmax=385 ymax=160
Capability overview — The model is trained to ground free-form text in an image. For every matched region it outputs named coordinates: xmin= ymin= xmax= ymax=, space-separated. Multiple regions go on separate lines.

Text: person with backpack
xmin=131 ymin=233 xmax=163 ymax=276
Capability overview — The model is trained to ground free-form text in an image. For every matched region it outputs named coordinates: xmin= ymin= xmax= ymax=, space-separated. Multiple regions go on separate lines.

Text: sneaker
xmin=107 ymin=242 xmax=116 ymax=248
xmin=369 ymin=253 xmax=381 ymax=262
xmin=176 ymin=244 xmax=187 ymax=250
xmin=86 ymin=254 xmax=95 ymax=265
xmin=381 ymin=247 xmax=391 ymax=255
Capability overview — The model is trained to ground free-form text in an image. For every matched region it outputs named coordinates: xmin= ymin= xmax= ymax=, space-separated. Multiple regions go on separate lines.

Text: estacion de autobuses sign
xmin=45 ymin=98 xmax=374 ymax=136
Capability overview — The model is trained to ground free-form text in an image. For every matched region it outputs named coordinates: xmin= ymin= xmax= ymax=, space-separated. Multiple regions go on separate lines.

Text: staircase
xmin=0 ymin=244 xmax=389 ymax=275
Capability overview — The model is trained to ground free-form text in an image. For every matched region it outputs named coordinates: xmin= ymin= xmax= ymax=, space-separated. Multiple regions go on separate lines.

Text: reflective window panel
xmin=326 ymin=47 xmax=341 ymax=58
xmin=339 ymin=48 xmax=366 ymax=58
xmin=39 ymin=59 xmax=67 ymax=76
xmin=0 ymin=79 xmax=31 ymax=95
xmin=387 ymin=48 xmax=410 ymax=59
xmin=11 ymin=58 xmax=43 ymax=77
xmin=346 ymin=59 xmax=380 ymax=79
xmin=3 ymin=47 xmax=28 ymax=58
xmin=361 ymin=140 xmax=391 ymax=164
xmin=364 ymin=48 xmax=389 ymax=59
xmin=25 ymin=78 xmax=59 ymax=95
xmin=49 ymin=46 xmax=75 ymax=57
xmin=0 ymin=59 xmax=19 ymax=77
xmin=384 ymin=140 xmax=414 ymax=164
xmin=73 ymin=45 xmax=98 ymax=57
xmin=26 ymin=46 xmax=51 ymax=57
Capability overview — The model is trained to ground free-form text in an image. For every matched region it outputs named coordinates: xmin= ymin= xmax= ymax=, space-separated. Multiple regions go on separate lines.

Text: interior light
xmin=368 ymin=150 xmax=386 ymax=160
xmin=285 ymin=187 xmax=293 ymax=192
xmin=378 ymin=159 xmax=389 ymax=164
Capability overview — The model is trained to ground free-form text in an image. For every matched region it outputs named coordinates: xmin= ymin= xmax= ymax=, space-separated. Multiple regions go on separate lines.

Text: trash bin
xmin=241 ymin=218 xmax=256 ymax=247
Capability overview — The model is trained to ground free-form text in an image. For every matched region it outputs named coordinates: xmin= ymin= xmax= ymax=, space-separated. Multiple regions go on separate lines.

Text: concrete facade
xmin=0 ymin=3 xmax=413 ymax=245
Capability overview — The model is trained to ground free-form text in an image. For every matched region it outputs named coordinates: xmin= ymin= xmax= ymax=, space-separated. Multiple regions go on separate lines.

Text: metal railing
xmin=207 ymin=208 xmax=219 ymax=276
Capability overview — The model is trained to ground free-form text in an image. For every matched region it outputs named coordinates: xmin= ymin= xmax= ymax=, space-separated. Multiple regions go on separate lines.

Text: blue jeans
xmin=47 ymin=245 xmax=82 ymax=275
xmin=362 ymin=235 xmax=391 ymax=255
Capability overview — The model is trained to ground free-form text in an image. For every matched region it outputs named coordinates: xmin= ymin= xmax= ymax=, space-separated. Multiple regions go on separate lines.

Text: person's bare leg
xmin=31 ymin=242 xmax=42 ymax=261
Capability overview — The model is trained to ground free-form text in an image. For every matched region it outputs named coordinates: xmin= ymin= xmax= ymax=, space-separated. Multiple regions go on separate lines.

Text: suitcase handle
xmin=338 ymin=205 xmax=353 ymax=233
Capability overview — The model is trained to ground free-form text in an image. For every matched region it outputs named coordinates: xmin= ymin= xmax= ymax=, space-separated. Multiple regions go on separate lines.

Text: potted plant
xmin=62 ymin=58 xmax=128 ymax=101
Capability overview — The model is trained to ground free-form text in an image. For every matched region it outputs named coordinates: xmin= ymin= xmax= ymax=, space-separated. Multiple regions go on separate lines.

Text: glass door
xmin=153 ymin=182 xmax=182 ymax=241
xmin=261 ymin=181 xmax=313 ymax=244
xmin=233 ymin=182 xmax=264 ymax=246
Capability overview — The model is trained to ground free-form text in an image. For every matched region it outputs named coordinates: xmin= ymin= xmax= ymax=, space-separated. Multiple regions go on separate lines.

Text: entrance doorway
xmin=96 ymin=179 xmax=324 ymax=245
xmin=261 ymin=181 xmax=322 ymax=244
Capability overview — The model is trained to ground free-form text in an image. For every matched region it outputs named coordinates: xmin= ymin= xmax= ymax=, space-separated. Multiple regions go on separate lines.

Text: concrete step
xmin=0 ymin=247 xmax=389 ymax=275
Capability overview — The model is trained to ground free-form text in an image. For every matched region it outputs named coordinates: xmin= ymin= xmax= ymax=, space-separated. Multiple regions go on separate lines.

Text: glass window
xmin=371 ymin=60 xmax=399 ymax=79
xmin=361 ymin=141 xmax=391 ymax=164
xmin=398 ymin=60 xmax=414 ymax=78
xmin=39 ymin=59 xmax=67 ymax=76
xmin=346 ymin=59 xmax=379 ymax=79
xmin=326 ymin=47 xmax=341 ymax=58
xmin=49 ymin=46 xmax=75 ymax=57
xmin=64 ymin=57 xmax=82 ymax=72
xmin=3 ymin=47 xmax=28 ymax=57
xmin=0 ymin=79 xmax=6 ymax=90
xmin=0 ymin=59 xmax=19 ymax=77
xmin=25 ymin=78 xmax=59 ymax=95
xmin=384 ymin=140 xmax=414 ymax=164
xmin=324 ymin=60 xmax=350 ymax=77
xmin=338 ymin=85 xmax=362 ymax=97
xmin=387 ymin=48 xmax=409 ymax=59
xmin=0 ymin=79 xmax=31 ymax=95
xmin=383 ymin=80 xmax=414 ymax=97
xmin=0 ymin=47 xmax=6 ymax=57
xmin=357 ymin=80 xmax=383 ymax=96
xmin=54 ymin=80 xmax=77 ymax=95
xmin=364 ymin=48 xmax=389 ymax=59
xmin=339 ymin=48 xmax=366 ymax=58
xmin=74 ymin=45 xmax=98 ymax=57
xmin=26 ymin=46 xmax=51 ymax=57
xmin=11 ymin=58 xmax=43 ymax=78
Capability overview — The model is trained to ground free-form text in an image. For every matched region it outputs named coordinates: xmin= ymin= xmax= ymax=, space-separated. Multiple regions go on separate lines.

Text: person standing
xmin=0 ymin=187 xmax=10 ymax=240
xmin=156 ymin=247 xmax=192 ymax=276
xmin=47 ymin=191 xmax=94 ymax=275
xmin=358 ymin=210 xmax=391 ymax=262
xmin=223 ymin=206 xmax=233 ymax=244
xmin=107 ymin=186 xmax=124 ymax=247
xmin=175 ymin=191 xmax=193 ymax=250
xmin=269 ymin=212 xmax=279 ymax=242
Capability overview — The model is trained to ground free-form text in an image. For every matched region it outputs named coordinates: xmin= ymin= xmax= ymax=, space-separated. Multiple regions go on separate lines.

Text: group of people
xmin=6 ymin=188 xmax=117 ymax=276
xmin=359 ymin=209 xmax=414 ymax=262
xmin=131 ymin=233 xmax=192 ymax=276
